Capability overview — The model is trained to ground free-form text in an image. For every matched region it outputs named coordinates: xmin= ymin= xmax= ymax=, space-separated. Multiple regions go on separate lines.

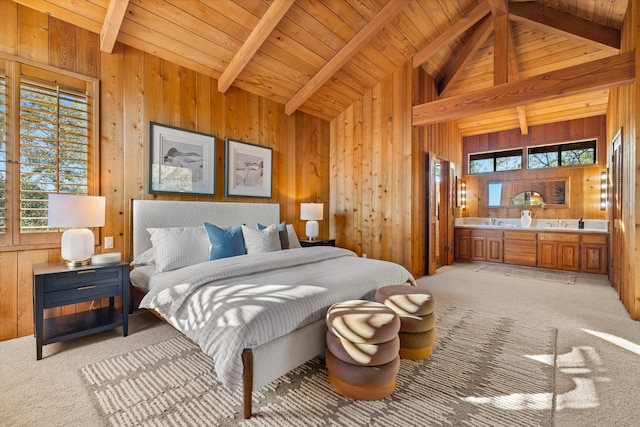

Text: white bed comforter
xmin=140 ymin=247 xmax=415 ymax=391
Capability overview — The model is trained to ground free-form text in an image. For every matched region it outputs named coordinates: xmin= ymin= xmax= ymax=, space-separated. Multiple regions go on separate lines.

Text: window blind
xmin=19 ymin=78 xmax=89 ymax=232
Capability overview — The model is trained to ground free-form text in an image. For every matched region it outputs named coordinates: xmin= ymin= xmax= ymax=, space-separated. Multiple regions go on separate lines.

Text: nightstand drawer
xmin=44 ymin=282 xmax=121 ymax=308
xmin=43 ymin=267 xmax=122 ymax=292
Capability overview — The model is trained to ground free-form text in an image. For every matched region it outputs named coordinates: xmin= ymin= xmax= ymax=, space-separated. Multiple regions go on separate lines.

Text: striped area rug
xmin=81 ymin=305 xmax=556 ymax=426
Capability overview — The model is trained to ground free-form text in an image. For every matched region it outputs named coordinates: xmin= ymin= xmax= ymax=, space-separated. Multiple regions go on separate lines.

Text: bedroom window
xmin=0 ymin=56 xmax=98 ymax=248
xmin=528 ymin=140 xmax=596 ymax=169
xmin=468 ymin=149 xmax=522 ymax=174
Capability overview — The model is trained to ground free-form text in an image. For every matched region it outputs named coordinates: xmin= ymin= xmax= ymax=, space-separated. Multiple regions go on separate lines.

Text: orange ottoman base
xmin=328 ymin=372 xmax=396 ymax=401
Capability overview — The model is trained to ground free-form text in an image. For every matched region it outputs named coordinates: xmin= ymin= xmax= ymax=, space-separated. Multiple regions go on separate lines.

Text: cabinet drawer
xmin=43 ymin=268 xmax=122 ymax=292
xmin=537 ymin=232 xmax=580 ymax=243
xmin=44 ymin=282 xmax=121 ymax=308
xmin=503 ymin=231 xmax=537 ymax=241
xmin=581 ymin=234 xmax=607 ymax=244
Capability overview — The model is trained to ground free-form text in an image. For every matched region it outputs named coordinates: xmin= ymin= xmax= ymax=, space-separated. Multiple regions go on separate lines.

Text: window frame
xmin=0 ymin=53 xmax=99 ymax=250
xmin=527 ymin=139 xmax=597 ymax=170
xmin=468 ymin=149 xmax=523 ymax=174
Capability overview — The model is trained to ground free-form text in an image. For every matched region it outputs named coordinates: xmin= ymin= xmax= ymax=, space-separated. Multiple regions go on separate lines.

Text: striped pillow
xmin=147 ymin=226 xmax=210 ymax=273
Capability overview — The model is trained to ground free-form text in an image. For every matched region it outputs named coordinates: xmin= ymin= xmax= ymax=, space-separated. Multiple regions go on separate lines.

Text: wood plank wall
xmin=462 ymin=116 xmax=608 ymax=221
xmin=0 ymin=2 xmax=330 ymax=341
xmin=606 ymin=0 xmax=639 ymax=320
xmin=330 ymin=62 xmax=462 ymax=277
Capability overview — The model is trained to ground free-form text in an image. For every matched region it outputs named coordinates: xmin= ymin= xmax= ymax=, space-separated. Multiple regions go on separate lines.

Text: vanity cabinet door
xmin=537 ymin=241 xmax=558 ymax=269
xmin=454 ymin=229 xmax=471 ymax=261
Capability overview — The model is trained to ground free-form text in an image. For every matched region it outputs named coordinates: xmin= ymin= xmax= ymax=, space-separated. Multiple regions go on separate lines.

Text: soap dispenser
xmin=578 ymin=217 xmax=584 ymax=229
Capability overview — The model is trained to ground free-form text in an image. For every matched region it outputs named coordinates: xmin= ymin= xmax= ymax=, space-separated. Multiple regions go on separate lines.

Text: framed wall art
xmin=149 ymin=122 xmax=216 ymax=195
xmin=225 ymin=138 xmax=272 ymax=198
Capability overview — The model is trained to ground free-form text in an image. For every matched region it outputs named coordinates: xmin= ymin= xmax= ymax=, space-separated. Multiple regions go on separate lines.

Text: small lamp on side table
xmin=48 ymin=194 xmax=106 ymax=266
xmin=300 ymin=202 xmax=323 ymax=241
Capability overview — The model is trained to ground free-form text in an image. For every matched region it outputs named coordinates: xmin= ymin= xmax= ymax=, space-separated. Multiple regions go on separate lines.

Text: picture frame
xmin=149 ymin=122 xmax=216 ymax=195
xmin=225 ymin=138 xmax=273 ymax=198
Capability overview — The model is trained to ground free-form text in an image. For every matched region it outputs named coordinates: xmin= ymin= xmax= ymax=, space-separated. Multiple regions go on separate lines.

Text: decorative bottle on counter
xmin=520 ymin=210 xmax=532 ymax=228
xmin=578 ymin=217 xmax=584 ymax=229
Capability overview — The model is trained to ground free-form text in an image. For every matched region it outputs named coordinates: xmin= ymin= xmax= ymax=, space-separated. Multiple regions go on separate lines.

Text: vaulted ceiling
xmin=14 ymin=0 xmax=630 ymax=136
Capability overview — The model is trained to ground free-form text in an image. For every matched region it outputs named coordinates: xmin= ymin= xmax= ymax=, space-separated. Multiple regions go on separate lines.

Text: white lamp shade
xmin=48 ymin=194 xmax=106 ymax=228
xmin=48 ymin=194 xmax=106 ymax=265
xmin=300 ymin=203 xmax=324 ymax=221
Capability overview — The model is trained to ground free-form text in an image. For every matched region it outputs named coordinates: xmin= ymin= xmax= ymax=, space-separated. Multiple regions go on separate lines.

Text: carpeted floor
xmin=81 ymin=305 xmax=556 ymax=426
xmin=2 ymin=262 xmax=638 ymax=426
xmin=473 ymin=263 xmax=577 ymax=285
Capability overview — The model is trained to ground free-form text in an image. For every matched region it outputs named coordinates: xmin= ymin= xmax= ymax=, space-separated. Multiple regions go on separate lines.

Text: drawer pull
xmin=77 ymin=270 xmax=97 ymax=274
xmin=77 ymin=285 xmax=97 ymax=291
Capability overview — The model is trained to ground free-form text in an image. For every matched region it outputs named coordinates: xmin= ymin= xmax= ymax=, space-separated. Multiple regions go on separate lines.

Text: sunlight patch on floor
xmin=583 ymin=328 xmax=640 ymax=356
xmin=462 ymin=345 xmax=606 ymax=411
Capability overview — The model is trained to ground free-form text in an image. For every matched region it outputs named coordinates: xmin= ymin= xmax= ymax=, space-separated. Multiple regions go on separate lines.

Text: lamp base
xmin=305 ymin=220 xmax=319 ymax=241
xmin=61 ymin=228 xmax=95 ymax=267
xmin=64 ymin=258 xmax=92 ymax=267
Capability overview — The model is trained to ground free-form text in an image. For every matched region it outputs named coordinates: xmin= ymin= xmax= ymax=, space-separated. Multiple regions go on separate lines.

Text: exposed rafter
xmin=439 ymin=16 xmax=493 ymax=97
xmin=218 ymin=0 xmax=294 ymax=93
xmin=509 ymin=1 xmax=620 ymax=51
xmin=507 ymin=22 xmax=529 ymax=135
xmin=100 ymin=0 xmax=129 ymax=53
xmin=491 ymin=0 xmax=528 ymax=134
xmin=285 ymin=0 xmax=410 ymax=116
xmin=412 ymin=0 xmax=491 ymax=68
xmin=413 ymin=51 xmax=635 ymax=126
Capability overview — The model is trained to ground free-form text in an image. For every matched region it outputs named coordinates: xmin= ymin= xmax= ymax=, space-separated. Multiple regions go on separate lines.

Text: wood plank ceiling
xmin=13 ymin=0 xmax=629 ymax=136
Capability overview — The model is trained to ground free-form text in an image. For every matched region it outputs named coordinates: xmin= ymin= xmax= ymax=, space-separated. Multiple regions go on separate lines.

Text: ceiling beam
xmin=413 ymin=51 xmax=635 ymax=126
xmin=285 ymin=0 xmax=410 ymax=116
xmin=439 ymin=16 xmax=493 ymax=97
xmin=100 ymin=0 xmax=129 ymax=53
xmin=218 ymin=0 xmax=294 ymax=93
xmin=507 ymin=22 xmax=529 ymax=135
xmin=509 ymin=2 xmax=620 ymax=51
xmin=493 ymin=10 xmax=508 ymax=86
xmin=412 ymin=0 xmax=491 ymax=68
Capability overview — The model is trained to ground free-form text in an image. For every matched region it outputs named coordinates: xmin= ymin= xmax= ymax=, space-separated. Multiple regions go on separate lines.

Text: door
xmin=426 ymin=153 xmax=454 ymax=275
xmin=610 ymin=131 xmax=623 ymax=297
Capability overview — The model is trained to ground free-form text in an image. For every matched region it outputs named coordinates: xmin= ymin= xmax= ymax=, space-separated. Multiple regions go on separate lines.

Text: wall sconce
xmin=460 ymin=180 xmax=467 ymax=210
xmin=48 ymin=194 xmax=106 ymax=266
xmin=600 ymin=170 xmax=607 ymax=210
xmin=300 ymin=202 xmax=324 ymax=240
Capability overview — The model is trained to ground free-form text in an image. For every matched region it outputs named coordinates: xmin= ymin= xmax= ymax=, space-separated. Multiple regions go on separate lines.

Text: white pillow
xmin=130 ymin=247 xmax=155 ymax=266
xmin=242 ymin=224 xmax=281 ymax=254
xmin=286 ymin=224 xmax=302 ymax=249
xmin=147 ymin=226 xmax=210 ymax=273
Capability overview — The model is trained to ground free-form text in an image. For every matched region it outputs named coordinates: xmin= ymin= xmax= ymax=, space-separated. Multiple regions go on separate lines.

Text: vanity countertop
xmin=454 ymin=217 xmax=609 ymax=234
xmin=454 ymin=224 xmax=609 ymax=234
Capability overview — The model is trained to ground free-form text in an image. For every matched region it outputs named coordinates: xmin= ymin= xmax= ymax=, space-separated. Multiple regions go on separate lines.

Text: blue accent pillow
xmin=258 ymin=221 xmax=289 ymax=249
xmin=204 ymin=222 xmax=246 ymax=260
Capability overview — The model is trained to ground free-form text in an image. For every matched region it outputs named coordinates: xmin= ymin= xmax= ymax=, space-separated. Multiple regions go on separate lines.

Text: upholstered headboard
xmin=132 ymin=200 xmax=280 ymax=258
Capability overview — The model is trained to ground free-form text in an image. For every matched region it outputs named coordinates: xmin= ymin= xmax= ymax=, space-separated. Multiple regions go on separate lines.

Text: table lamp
xmin=300 ymin=202 xmax=323 ymax=241
xmin=48 ymin=194 xmax=106 ymax=266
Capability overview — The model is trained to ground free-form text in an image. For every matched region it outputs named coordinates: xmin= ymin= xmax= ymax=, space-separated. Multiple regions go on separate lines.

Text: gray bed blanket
xmin=140 ymin=246 xmax=415 ymax=391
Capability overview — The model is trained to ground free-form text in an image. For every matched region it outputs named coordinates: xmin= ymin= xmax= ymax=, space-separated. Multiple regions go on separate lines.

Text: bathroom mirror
xmin=487 ymin=179 xmax=567 ymax=207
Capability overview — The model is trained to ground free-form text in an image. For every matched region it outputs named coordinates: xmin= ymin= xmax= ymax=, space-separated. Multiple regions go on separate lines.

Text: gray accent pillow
xmin=242 ymin=224 xmax=281 ymax=254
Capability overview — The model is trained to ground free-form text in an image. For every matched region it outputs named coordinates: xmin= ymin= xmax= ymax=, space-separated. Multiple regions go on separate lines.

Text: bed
xmin=130 ymin=200 xmax=415 ymax=418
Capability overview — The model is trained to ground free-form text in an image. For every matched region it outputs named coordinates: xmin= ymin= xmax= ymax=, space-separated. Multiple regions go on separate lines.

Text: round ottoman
xmin=325 ymin=300 xmax=400 ymax=400
xmin=375 ymin=285 xmax=437 ymax=360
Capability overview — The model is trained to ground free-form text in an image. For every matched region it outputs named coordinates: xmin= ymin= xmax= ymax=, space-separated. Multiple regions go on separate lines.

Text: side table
xmin=33 ymin=261 xmax=129 ymax=360
xmin=299 ymin=238 xmax=336 ymax=247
